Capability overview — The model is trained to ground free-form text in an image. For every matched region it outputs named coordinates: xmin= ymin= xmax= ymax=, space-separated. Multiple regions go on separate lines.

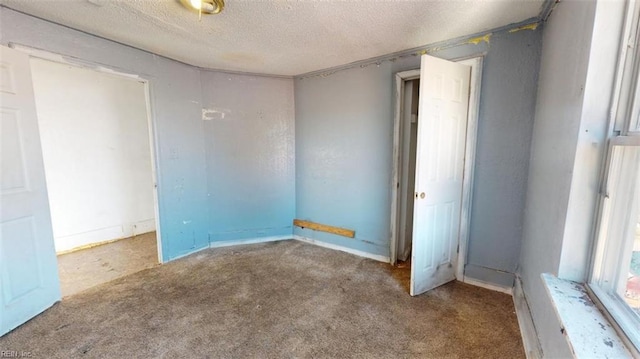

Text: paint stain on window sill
xmin=542 ymin=273 xmax=632 ymax=358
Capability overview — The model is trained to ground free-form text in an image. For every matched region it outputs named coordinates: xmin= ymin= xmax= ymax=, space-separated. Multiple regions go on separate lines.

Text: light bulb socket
xmin=179 ymin=0 xmax=224 ymax=15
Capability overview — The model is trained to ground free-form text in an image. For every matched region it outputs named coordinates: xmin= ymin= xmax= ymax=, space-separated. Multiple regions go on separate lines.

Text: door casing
xmin=389 ymin=56 xmax=483 ymax=283
xmin=9 ymin=43 xmax=165 ymax=263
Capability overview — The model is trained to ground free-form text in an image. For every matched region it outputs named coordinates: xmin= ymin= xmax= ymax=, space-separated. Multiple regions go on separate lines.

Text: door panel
xmin=410 ymin=55 xmax=471 ymax=296
xmin=0 ymin=45 xmax=60 ymax=336
xmin=1 ymin=109 xmax=28 ymax=192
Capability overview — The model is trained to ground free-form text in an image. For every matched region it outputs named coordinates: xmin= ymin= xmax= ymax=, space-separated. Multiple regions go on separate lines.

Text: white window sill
xmin=542 ymin=273 xmax=632 ymax=358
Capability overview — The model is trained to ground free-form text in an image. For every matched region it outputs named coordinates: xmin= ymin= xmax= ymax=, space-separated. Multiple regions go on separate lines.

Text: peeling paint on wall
xmin=202 ymin=108 xmax=230 ymax=121
xmin=295 ymin=27 xmax=542 ymax=279
xmin=201 ymin=71 xmax=295 ymax=243
xmin=508 ymin=23 xmax=539 ymax=33
xmin=467 ymin=33 xmax=492 ymax=45
xmin=297 ymin=19 xmax=542 ymax=80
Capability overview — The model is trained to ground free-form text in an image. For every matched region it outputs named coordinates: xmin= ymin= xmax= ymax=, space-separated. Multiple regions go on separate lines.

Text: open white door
xmin=410 ymin=55 xmax=471 ymax=296
xmin=0 ymin=46 xmax=61 ymax=335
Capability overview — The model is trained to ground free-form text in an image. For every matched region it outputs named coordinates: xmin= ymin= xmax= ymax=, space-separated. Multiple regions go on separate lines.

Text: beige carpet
xmin=57 ymin=232 xmax=158 ymax=297
xmin=1 ymin=240 xmax=524 ymax=358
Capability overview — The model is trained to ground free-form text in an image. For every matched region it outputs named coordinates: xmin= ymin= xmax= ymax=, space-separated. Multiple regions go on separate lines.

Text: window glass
xmin=615 ymin=146 xmax=640 ymax=316
xmin=633 ymin=109 xmax=640 ymax=132
xmin=591 ymin=2 xmax=640 ymax=351
xmin=632 ymin=84 xmax=640 ymax=132
xmin=591 ymin=145 xmax=640 ymax=349
xmin=627 ymin=211 xmax=640 ymax=315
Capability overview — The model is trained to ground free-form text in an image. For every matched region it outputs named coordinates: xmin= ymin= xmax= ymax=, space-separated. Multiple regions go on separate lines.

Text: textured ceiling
xmin=1 ymin=0 xmax=546 ymax=76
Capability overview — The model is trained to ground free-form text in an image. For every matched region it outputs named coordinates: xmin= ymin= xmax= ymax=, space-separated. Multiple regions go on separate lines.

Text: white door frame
xmin=389 ymin=56 xmax=483 ymax=281
xmin=8 ymin=43 xmax=166 ymax=263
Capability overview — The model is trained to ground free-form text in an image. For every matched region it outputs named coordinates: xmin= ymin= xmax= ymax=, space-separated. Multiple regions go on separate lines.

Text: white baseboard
xmin=513 ymin=276 xmax=543 ymax=359
xmin=293 ymin=235 xmax=390 ymax=263
xmin=209 ymin=235 xmax=292 ymax=248
xmin=167 ymin=235 xmax=293 ymax=262
xmin=462 ymin=277 xmax=514 ymax=295
xmin=54 ymin=218 xmax=156 ymax=253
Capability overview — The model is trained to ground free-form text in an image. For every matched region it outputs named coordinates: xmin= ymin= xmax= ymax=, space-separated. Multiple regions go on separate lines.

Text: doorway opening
xmin=389 ymin=56 xmax=482 ymax=296
xmin=396 ymin=77 xmax=420 ymax=266
xmin=29 ymin=57 xmax=160 ymax=298
xmin=393 ymin=76 xmax=420 ymax=293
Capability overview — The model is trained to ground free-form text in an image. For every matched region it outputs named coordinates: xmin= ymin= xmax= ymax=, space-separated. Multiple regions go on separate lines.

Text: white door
xmin=0 ymin=46 xmax=61 ymax=335
xmin=410 ymin=55 xmax=471 ymax=296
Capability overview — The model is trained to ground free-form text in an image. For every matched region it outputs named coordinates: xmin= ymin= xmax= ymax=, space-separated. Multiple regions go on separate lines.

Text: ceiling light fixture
xmin=180 ymin=0 xmax=224 ymax=16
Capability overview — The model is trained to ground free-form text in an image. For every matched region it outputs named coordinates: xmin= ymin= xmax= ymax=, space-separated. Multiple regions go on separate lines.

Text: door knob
xmin=420 ymin=192 xmax=425 ymax=199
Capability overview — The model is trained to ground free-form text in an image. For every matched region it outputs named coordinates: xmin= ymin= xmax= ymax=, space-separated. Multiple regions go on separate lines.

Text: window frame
xmin=588 ymin=0 xmax=640 ymax=353
xmin=589 ymin=138 xmax=640 ymax=351
xmin=614 ymin=0 xmax=640 ymax=135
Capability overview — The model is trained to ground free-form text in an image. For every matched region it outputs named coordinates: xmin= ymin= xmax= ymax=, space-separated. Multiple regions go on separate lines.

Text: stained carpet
xmin=1 ymin=240 xmax=524 ymax=358
xmin=57 ymin=232 xmax=158 ymax=297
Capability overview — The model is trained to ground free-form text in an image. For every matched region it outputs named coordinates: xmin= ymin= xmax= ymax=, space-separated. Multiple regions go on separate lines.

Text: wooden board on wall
xmin=293 ymin=219 xmax=355 ymax=238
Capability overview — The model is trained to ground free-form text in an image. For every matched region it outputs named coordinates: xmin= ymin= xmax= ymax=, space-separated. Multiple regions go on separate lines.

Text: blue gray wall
xmin=200 ymin=71 xmax=295 ymax=242
xmin=519 ymin=0 xmax=624 ymax=356
xmin=294 ymin=27 xmax=542 ymax=287
xmin=517 ymin=3 xmax=596 ymax=356
xmin=0 ymin=8 xmax=296 ymax=261
xmin=3 ymin=6 xmax=543 ymax=290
